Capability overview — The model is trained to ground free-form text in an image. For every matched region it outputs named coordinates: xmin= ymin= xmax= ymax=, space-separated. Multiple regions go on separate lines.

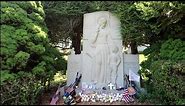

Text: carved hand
xmin=97 ymin=25 xmax=101 ymax=33
xmin=91 ymin=44 xmax=96 ymax=48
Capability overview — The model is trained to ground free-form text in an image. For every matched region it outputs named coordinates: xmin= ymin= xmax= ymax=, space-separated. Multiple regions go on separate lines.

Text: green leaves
xmin=160 ymin=39 xmax=185 ymax=60
xmin=140 ymin=39 xmax=185 ymax=105
xmin=0 ymin=72 xmax=43 ymax=105
xmin=26 ymin=42 xmax=45 ymax=54
xmin=42 ymin=1 xmax=185 ymax=47
xmin=1 ymin=1 xmax=67 ymax=105
xmin=0 ymin=71 xmax=16 ymax=85
xmin=1 ymin=25 xmax=17 ymax=58
xmin=14 ymin=51 xmax=30 ymax=67
xmin=135 ymin=2 xmax=160 ymax=21
xmin=32 ymin=61 xmax=46 ymax=76
xmin=28 ymin=12 xmax=44 ymax=24
xmin=1 ymin=3 xmax=28 ymax=26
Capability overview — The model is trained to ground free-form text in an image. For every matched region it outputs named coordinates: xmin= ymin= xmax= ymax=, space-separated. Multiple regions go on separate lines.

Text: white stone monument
xmin=123 ymin=54 xmax=141 ymax=88
xmin=66 ymin=11 xmax=142 ymax=90
xmin=81 ymin=11 xmax=124 ymax=88
xmin=66 ymin=48 xmax=82 ymax=85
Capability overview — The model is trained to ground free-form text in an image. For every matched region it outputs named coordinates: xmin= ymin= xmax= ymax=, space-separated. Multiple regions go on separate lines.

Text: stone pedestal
xmin=66 ymin=49 xmax=82 ymax=86
xmin=123 ymin=54 xmax=140 ymax=88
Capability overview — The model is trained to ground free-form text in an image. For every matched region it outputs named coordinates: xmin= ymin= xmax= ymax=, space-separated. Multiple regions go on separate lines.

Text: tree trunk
xmin=130 ymin=40 xmax=138 ymax=54
xmin=75 ymin=32 xmax=81 ymax=54
xmin=73 ymin=16 xmax=83 ymax=54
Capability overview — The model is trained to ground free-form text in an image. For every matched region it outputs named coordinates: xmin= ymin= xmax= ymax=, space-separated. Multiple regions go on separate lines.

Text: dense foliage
xmin=135 ymin=2 xmax=185 ymax=105
xmin=42 ymin=1 xmax=128 ymax=53
xmin=140 ymin=39 xmax=185 ymax=105
xmin=43 ymin=1 xmax=185 ymax=52
xmin=0 ymin=1 xmax=67 ymax=105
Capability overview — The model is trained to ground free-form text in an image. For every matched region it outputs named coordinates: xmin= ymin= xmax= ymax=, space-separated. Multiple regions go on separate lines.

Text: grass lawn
xmin=50 ymin=71 xmax=67 ymax=87
xmin=139 ymin=54 xmax=147 ymax=64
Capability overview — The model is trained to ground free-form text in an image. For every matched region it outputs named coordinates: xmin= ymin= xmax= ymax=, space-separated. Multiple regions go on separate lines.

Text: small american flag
xmin=66 ymin=87 xmax=74 ymax=93
xmin=50 ymin=89 xmax=60 ymax=105
xmin=122 ymin=89 xmax=134 ymax=103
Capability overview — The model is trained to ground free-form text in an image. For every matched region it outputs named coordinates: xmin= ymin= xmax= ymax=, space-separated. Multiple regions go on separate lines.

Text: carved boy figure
xmin=108 ymin=45 xmax=121 ymax=87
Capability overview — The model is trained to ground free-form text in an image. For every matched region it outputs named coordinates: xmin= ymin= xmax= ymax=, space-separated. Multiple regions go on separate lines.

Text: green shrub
xmin=140 ymin=39 xmax=185 ymax=105
xmin=0 ymin=1 xmax=67 ymax=105
xmin=160 ymin=39 xmax=185 ymax=60
xmin=0 ymin=71 xmax=42 ymax=105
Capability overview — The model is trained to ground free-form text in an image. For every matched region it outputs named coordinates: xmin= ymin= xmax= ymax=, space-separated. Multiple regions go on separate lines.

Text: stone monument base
xmin=75 ymin=88 xmax=125 ymax=95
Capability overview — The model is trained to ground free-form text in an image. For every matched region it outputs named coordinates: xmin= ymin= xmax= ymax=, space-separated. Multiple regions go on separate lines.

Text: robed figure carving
xmin=86 ymin=17 xmax=111 ymax=85
xmin=82 ymin=11 xmax=124 ymax=88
